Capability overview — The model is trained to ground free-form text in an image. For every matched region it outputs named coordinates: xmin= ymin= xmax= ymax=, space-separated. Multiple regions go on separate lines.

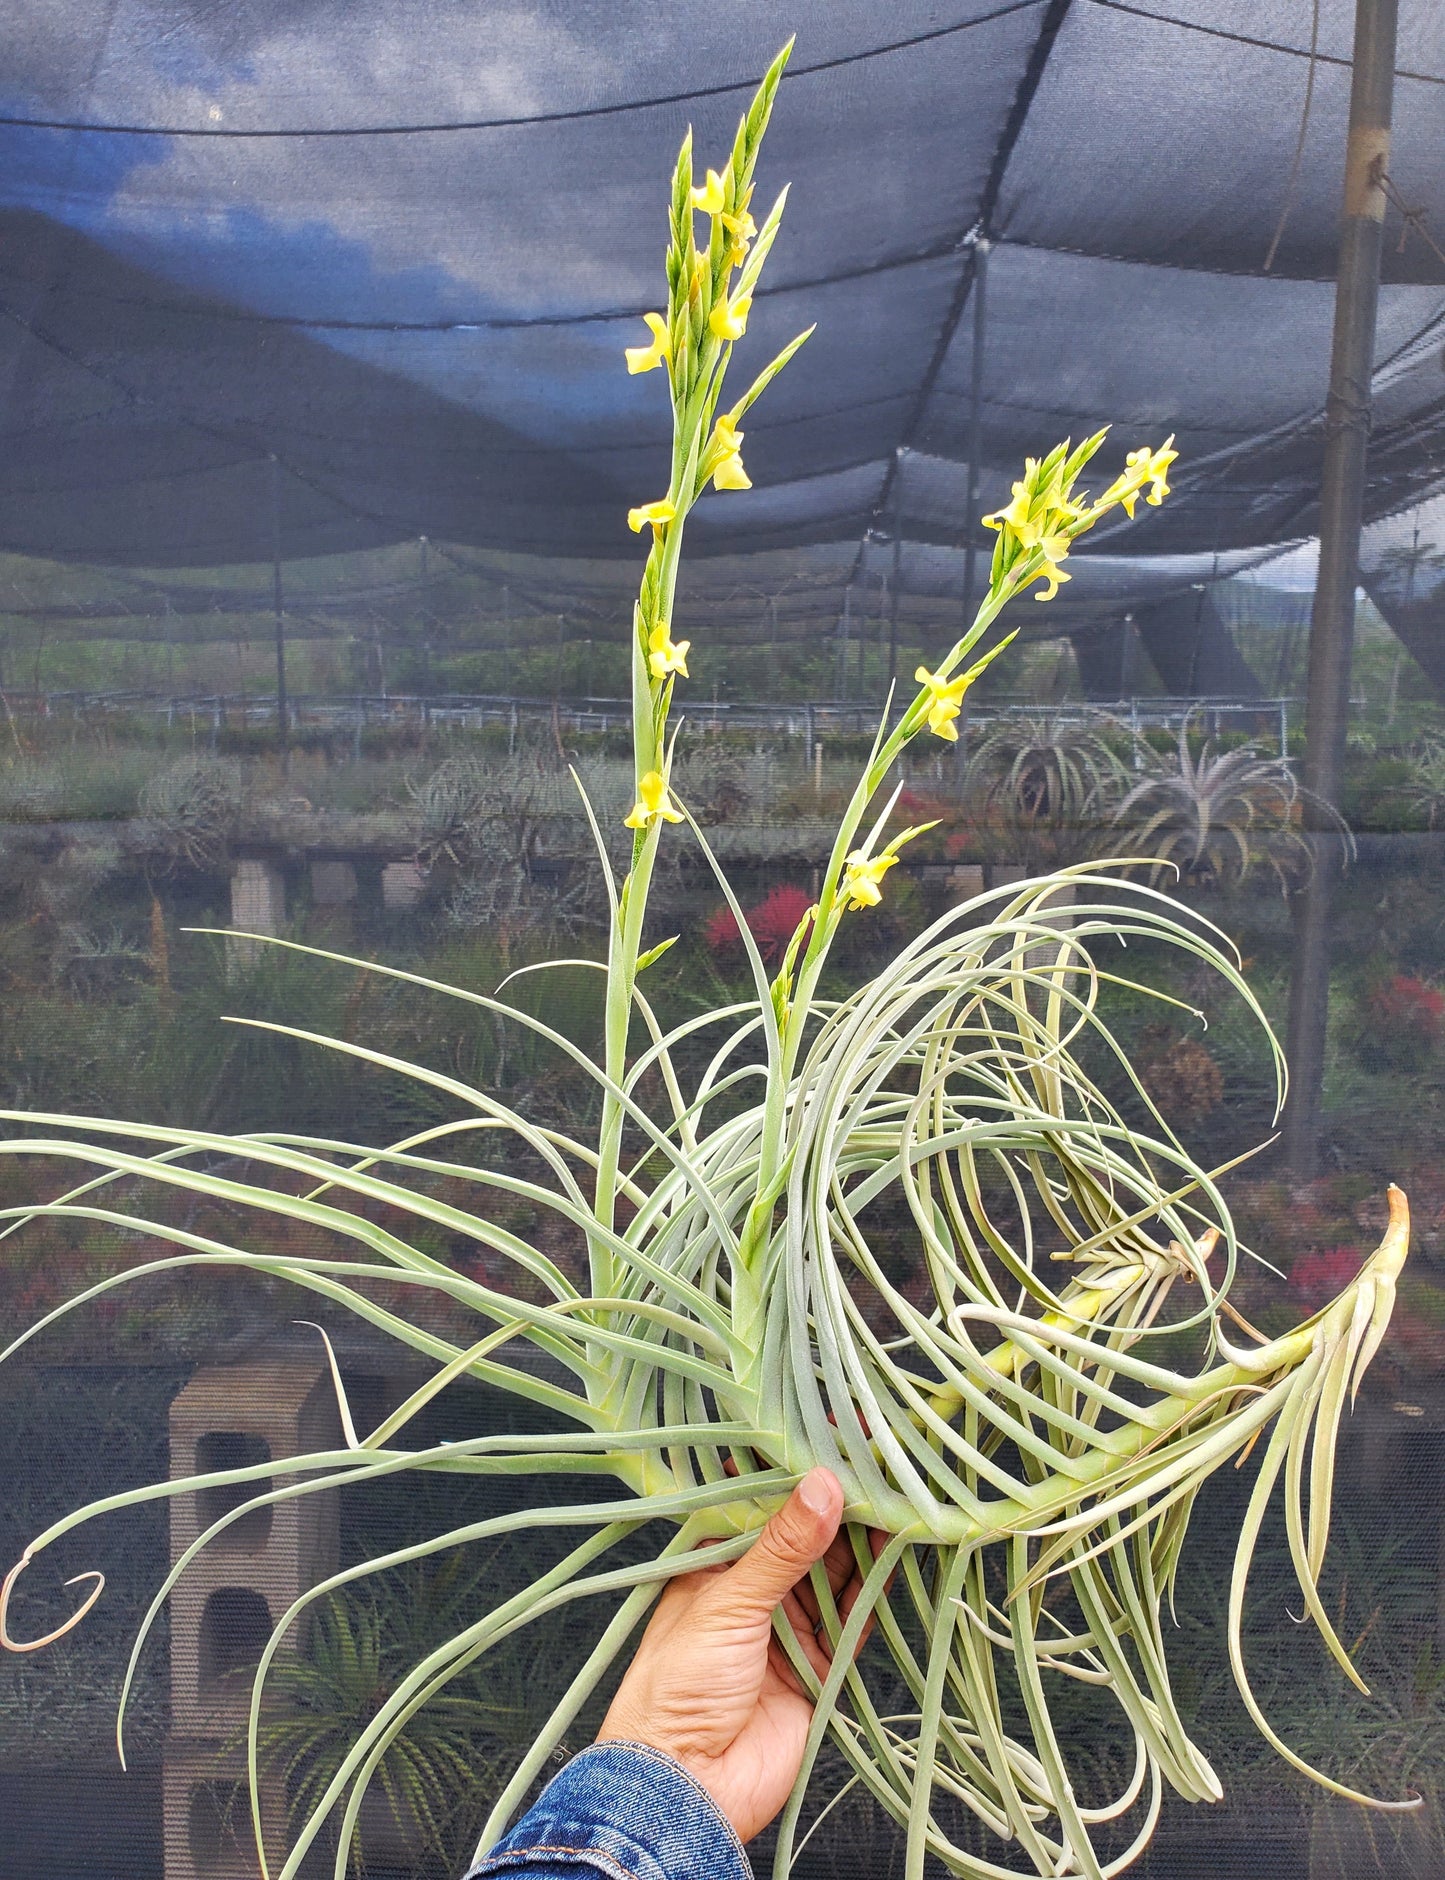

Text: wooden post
xmin=960 ymin=237 xmax=990 ymax=633
xmin=269 ymin=456 xmax=289 ymax=772
xmin=1284 ymin=0 xmax=1398 ymax=1173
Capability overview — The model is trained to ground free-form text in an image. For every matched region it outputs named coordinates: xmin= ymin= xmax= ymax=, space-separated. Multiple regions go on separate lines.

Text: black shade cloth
xmin=1 ymin=0 xmax=1443 ymax=654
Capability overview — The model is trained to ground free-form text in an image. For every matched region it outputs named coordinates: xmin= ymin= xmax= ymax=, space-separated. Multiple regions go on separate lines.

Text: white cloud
xmin=50 ymin=4 xmax=648 ymax=314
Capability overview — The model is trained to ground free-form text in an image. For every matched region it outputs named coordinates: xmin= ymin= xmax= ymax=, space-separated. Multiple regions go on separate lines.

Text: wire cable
xmin=0 ymin=5 xmax=1043 ymax=138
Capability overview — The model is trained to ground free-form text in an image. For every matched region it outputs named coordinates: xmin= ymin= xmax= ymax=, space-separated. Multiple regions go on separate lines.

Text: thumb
xmin=721 ymin=1469 xmax=843 ymax=1622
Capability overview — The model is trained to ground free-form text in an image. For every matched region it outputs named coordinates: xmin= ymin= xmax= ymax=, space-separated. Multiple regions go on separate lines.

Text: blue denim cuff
xmin=466 ymin=1740 xmax=752 ymax=1880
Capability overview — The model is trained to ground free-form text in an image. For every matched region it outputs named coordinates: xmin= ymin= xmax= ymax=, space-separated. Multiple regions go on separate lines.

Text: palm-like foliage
xmin=252 ymin=1557 xmax=539 ymax=1874
xmin=137 ymin=754 xmax=241 ymax=871
xmin=255 ymin=1590 xmax=483 ymax=1873
xmin=1111 ymin=721 xmax=1347 ymax=891
xmin=1400 ymin=735 xmax=1445 ymax=830
xmin=0 ymin=49 xmax=1413 ymax=1880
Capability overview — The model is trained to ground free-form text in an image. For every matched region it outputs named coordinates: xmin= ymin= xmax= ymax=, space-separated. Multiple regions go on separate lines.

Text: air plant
xmin=968 ymin=710 xmax=1129 ymax=828
xmin=137 ymin=754 xmax=241 ymax=872
xmin=963 ymin=710 xmax=1129 ymax=870
xmin=1111 ymin=719 xmax=1349 ymax=892
xmin=1399 ymin=734 xmax=1445 ymax=830
xmin=0 ymin=45 xmax=1416 ymax=1880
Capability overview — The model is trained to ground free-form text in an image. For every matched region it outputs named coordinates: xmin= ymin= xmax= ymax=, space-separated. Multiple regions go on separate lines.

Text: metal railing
xmin=7 ymin=689 xmax=1304 ymax=750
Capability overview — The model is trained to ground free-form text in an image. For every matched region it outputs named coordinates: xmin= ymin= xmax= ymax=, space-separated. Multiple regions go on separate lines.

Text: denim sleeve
xmin=464 ymin=1740 xmax=752 ymax=1880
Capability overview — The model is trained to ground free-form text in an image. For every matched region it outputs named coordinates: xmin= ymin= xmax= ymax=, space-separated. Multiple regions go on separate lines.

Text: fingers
xmin=719 ymin=1468 xmax=843 ymax=1625
xmin=820 ymin=1527 xmax=859 ymax=1600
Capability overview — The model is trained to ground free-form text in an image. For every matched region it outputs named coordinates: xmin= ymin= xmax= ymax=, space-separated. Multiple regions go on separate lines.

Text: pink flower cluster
xmin=1287 ymin=1246 xmax=1362 ymax=1309
xmin=1367 ymin=974 xmax=1445 ymax=1036
xmin=704 ymin=882 xmax=814 ymax=970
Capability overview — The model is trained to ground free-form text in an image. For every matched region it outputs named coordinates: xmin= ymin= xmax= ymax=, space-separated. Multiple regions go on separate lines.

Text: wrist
xmin=596 ymin=1712 xmax=707 ymax=1781
xmin=468 ymin=1740 xmax=751 ymax=1880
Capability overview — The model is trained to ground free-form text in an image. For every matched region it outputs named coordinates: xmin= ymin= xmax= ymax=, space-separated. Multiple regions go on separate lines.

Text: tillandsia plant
xmin=0 ymin=42 xmax=1419 ymax=1880
xmin=1110 ymin=717 xmax=1352 ymax=894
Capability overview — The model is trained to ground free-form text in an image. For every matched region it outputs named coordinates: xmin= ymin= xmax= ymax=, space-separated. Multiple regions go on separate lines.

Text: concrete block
xmin=381 ymin=859 xmax=425 ymax=910
xmin=227 ymin=860 xmax=285 ymax=974
xmin=162 ymin=1736 xmax=287 ymax=1880
xmin=1020 ymin=883 xmax=1079 ymax=995
xmin=168 ymin=1358 xmax=340 ymax=1732
xmin=948 ymin=864 xmax=985 ymax=901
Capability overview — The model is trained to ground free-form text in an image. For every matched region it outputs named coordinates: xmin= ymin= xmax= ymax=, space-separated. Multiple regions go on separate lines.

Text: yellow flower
xmin=708 ymin=412 xmax=751 ymax=491
xmin=1137 ymin=435 xmax=1177 ymax=506
xmin=647 ymin=622 xmax=690 ymax=679
xmin=708 ymin=292 xmax=752 ymax=342
xmin=720 ymin=207 xmax=756 ymax=264
xmin=624 ymin=311 xmax=670 ymax=376
xmin=841 ymin=821 xmax=940 ymax=910
xmin=914 ymin=665 xmax=970 ymax=741
xmin=982 ymin=475 xmax=1034 ymax=536
xmin=842 ymin=848 xmax=897 ymax=910
xmin=627 ymin=498 xmax=677 ymax=536
xmin=985 ymin=479 xmax=1076 ymax=599
xmin=983 ymin=453 xmax=1090 ymax=547
xmin=1101 ymin=436 xmax=1178 ymax=517
xmin=691 ymin=169 xmax=726 ymax=215
xmin=624 ymin=770 xmax=685 ymax=831
xmin=1028 ymin=556 xmax=1071 ymax=602
xmin=713 ymin=452 xmax=751 ymax=491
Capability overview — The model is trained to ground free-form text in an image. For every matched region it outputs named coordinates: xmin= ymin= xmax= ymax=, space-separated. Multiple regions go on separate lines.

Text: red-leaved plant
xmin=1362 ymin=974 xmax=1445 ymax=1071
xmin=1288 ymin=1247 xmax=1364 ymax=1311
xmin=705 ymin=882 xmax=814 ymax=970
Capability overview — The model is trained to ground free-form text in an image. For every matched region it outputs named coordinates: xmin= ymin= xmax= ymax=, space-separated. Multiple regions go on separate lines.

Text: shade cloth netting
xmin=2 ymin=1 xmax=1444 ymax=661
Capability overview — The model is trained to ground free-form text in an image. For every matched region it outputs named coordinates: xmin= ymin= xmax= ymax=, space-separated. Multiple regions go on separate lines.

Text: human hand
xmin=596 ymin=1468 xmax=879 ymax=1842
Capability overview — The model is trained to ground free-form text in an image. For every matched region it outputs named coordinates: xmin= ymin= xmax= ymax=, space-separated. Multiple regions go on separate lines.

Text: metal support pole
xmin=419 ymin=535 xmax=433 ymax=699
xmin=269 ymin=455 xmax=289 ymax=770
xmin=855 ymin=574 xmax=870 ymax=698
xmin=887 ymin=509 xmax=903 ymax=693
xmin=1283 ymin=0 xmax=1397 ymax=1174
xmin=960 ymin=237 xmax=990 ymax=632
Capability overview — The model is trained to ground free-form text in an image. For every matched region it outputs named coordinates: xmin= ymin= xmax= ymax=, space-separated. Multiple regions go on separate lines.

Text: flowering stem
xmin=589 ymin=46 xmax=793 ymax=1354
